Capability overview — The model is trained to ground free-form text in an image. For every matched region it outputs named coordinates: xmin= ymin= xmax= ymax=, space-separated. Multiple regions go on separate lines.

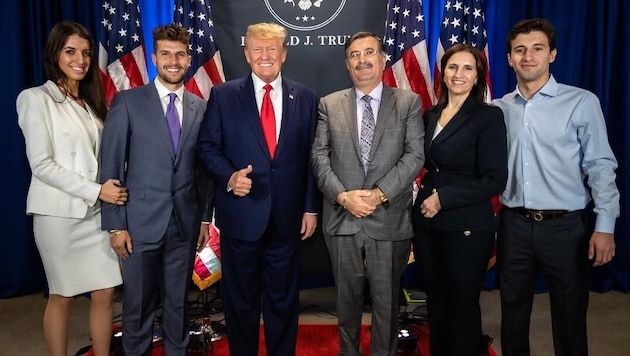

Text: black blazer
xmin=413 ymin=96 xmax=507 ymax=232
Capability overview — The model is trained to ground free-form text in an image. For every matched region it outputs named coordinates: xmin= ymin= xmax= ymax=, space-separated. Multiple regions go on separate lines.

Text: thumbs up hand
xmin=228 ymin=164 xmax=253 ymax=197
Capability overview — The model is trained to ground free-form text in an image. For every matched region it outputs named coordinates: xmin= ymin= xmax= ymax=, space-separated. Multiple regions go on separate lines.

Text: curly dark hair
xmin=152 ymin=23 xmax=190 ymax=54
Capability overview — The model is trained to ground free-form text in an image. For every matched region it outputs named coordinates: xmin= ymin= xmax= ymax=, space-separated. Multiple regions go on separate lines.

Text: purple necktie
xmin=166 ymin=93 xmax=180 ymax=152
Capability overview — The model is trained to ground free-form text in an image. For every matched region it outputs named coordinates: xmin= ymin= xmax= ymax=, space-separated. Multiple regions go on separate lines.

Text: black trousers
xmin=498 ymin=209 xmax=589 ymax=356
xmin=413 ymin=224 xmax=495 ymax=356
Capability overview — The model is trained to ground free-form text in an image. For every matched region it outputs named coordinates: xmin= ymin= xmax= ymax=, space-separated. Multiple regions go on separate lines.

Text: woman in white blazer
xmin=16 ymin=22 xmax=127 ymax=356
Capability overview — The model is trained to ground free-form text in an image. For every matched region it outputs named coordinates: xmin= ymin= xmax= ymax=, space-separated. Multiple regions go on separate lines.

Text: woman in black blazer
xmin=412 ymin=43 xmax=507 ymax=356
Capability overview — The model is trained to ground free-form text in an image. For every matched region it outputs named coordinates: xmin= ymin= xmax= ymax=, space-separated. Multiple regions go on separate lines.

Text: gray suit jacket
xmin=312 ymin=85 xmax=424 ymax=241
xmin=100 ymin=82 xmax=210 ymax=243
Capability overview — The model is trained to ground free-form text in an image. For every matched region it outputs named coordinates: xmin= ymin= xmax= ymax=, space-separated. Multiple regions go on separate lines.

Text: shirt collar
xmin=251 ymin=72 xmax=282 ymax=93
xmin=154 ymin=79 xmax=185 ymax=100
xmin=514 ymin=74 xmax=558 ymax=102
xmin=355 ymin=82 xmax=384 ymax=103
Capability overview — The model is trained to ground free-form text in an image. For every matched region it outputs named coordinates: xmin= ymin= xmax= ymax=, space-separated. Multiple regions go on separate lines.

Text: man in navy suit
xmin=197 ymin=22 xmax=320 ymax=356
xmin=100 ymin=24 xmax=211 ymax=356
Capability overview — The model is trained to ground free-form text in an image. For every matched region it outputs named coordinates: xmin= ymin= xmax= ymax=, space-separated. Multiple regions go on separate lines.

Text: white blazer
xmin=17 ymin=80 xmax=103 ymax=218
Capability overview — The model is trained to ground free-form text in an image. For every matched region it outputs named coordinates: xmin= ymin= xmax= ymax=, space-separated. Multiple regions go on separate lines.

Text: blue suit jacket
xmin=100 ymin=83 xmax=211 ymax=242
xmin=197 ymin=75 xmax=320 ymax=241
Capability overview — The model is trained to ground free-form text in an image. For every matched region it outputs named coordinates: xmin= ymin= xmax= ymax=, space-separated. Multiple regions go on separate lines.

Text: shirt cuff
xmin=594 ymin=215 xmax=616 ymax=234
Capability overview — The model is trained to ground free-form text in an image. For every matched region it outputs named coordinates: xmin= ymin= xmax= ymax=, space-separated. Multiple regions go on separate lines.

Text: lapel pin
xmin=289 ymin=94 xmax=294 ymax=100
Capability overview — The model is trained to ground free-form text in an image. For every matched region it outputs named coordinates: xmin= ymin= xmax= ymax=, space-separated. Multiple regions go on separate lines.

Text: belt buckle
xmin=532 ymin=211 xmax=544 ymax=222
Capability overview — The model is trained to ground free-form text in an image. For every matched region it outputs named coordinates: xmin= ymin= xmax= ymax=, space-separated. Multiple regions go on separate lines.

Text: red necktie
xmin=415 ymin=168 xmax=426 ymax=187
xmin=261 ymin=84 xmax=276 ymax=158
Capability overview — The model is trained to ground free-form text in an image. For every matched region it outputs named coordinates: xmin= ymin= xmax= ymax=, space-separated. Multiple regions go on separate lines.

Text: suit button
xmin=71 ymin=151 xmax=76 ymax=157
xmin=173 ymin=169 xmax=178 ymax=174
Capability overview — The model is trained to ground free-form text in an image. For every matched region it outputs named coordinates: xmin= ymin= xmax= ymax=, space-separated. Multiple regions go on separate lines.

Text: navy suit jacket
xmin=197 ymin=75 xmax=320 ymax=241
xmin=100 ymin=83 xmax=211 ymax=242
xmin=413 ymin=96 xmax=507 ymax=232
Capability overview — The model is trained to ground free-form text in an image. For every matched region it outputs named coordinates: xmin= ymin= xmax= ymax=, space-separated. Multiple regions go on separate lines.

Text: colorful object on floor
xmin=192 ymin=223 xmax=222 ymax=290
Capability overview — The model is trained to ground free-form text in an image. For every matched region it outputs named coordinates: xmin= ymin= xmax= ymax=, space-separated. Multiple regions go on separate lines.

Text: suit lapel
xmin=44 ymin=82 xmax=96 ymax=156
xmin=275 ymin=79 xmax=295 ymax=159
xmin=424 ymin=110 xmax=439 ymax=167
xmin=425 ymin=110 xmax=438 ymax=148
xmin=86 ymin=105 xmax=103 ymax=156
xmin=176 ymin=91 xmax=197 ymax=164
xmin=371 ymin=86 xmax=395 ymax=154
xmin=341 ymin=89 xmax=362 ymax=162
xmin=430 ymin=96 xmax=477 ymax=147
xmin=239 ymin=77 xmax=274 ymax=160
xmin=142 ymin=85 xmax=176 ymax=160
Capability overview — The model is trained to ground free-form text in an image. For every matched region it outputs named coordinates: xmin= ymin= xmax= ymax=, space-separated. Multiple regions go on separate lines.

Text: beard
xmin=157 ymin=66 xmax=186 ymax=86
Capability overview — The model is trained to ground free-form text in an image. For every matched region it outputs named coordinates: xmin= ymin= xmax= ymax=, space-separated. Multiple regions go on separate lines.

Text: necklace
xmin=57 ymin=84 xmax=82 ymax=101
xmin=66 ymin=91 xmax=82 ymax=101
xmin=65 ymin=89 xmax=83 ymax=101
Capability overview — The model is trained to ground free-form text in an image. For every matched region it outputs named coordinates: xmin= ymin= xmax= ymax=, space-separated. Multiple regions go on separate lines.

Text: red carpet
xmin=212 ymin=324 xmax=428 ymax=355
xmin=88 ymin=324 xmax=497 ymax=355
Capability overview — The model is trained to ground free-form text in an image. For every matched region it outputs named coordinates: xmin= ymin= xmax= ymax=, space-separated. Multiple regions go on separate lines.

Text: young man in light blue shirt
xmin=493 ymin=18 xmax=619 ymax=356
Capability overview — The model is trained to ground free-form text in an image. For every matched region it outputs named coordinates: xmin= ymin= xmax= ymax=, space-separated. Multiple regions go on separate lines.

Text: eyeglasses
xmin=346 ymin=48 xmax=380 ymax=60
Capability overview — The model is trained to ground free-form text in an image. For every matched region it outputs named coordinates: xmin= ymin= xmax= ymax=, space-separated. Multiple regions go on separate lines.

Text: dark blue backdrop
xmin=2 ymin=0 xmax=628 ymax=298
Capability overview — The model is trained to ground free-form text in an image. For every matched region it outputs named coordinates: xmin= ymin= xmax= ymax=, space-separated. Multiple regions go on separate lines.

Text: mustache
xmin=354 ymin=62 xmax=373 ymax=70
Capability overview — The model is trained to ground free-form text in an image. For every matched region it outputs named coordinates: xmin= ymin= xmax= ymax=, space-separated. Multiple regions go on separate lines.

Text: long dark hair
xmin=432 ymin=43 xmax=487 ymax=112
xmin=43 ymin=21 xmax=107 ymax=120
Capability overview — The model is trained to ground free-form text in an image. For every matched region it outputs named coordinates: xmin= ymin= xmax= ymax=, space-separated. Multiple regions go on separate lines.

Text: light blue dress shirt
xmin=493 ymin=75 xmax=619 ymax=233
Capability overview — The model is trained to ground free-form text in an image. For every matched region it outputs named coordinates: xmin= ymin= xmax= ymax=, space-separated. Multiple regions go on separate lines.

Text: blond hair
xmin=245 ymin=23 xmax=287 ymax=48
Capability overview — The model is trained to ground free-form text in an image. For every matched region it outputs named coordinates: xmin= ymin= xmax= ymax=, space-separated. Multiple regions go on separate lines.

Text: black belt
xmin=507 ymin=207 xmax=569 ymax=222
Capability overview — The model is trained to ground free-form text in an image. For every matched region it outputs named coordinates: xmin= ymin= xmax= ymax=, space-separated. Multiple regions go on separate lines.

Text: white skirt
xmin=33 ymin=206 xmax=122 ymax=297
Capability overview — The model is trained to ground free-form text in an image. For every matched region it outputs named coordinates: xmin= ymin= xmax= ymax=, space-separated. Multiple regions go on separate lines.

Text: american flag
xmin=192 ymin=223 xmax=222 ymax=290
xmin=98 ymin=0 xmax=149 ymax=105
xmin=383 ymin=0 xmax=436 ymax=112
xmin=174 ymin=0 xmax=226 ymax=100
xmin=383 ymin=1 xmax=435 ymax=203
xmin=434 ymin=0 xmax=492 ymax=101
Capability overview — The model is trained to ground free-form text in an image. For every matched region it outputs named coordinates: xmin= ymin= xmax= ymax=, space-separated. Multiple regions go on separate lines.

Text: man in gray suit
xmin=100 ymin=24 xmax=211 ymax=356
xmin=311 ymin=31 xmax=424 ymax=356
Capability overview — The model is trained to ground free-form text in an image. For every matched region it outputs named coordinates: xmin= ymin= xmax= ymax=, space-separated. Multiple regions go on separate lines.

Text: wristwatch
xmin=109 ymin=229 xmax=123 ymax=236
xmin=376 ymin=187 xmax=389 ymax=207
